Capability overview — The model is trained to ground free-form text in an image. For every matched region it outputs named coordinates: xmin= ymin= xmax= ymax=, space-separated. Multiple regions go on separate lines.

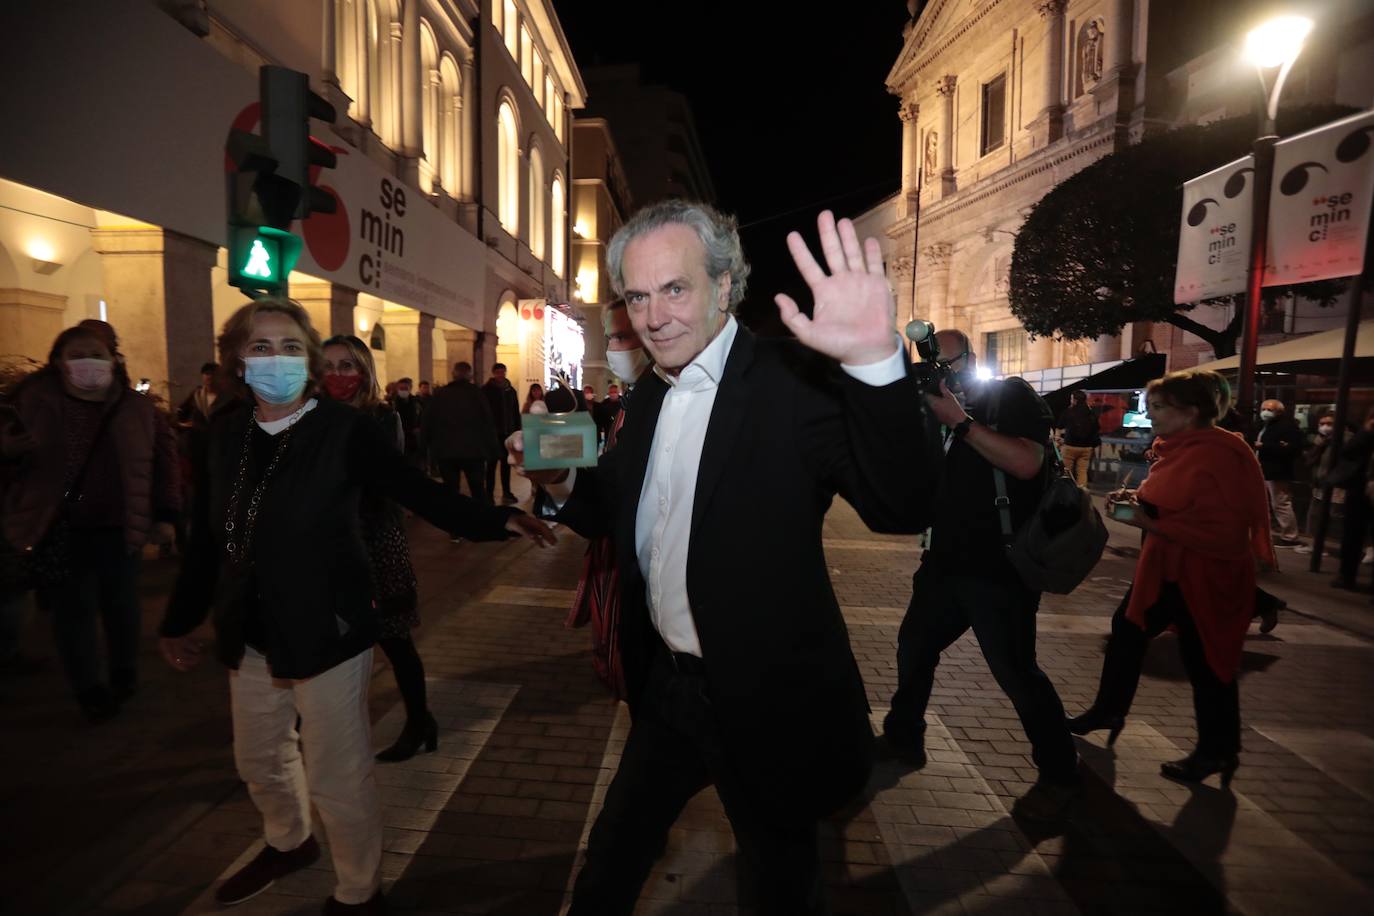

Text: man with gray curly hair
xmin=514 ymin=200 xmax=934 ymax=913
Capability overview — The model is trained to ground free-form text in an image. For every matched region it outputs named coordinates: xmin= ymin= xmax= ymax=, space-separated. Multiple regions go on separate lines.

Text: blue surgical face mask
xmin=243 ymin=356 xmax=310 ymax=405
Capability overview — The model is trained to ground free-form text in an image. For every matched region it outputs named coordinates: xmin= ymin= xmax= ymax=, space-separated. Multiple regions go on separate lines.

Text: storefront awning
xmin=1042 ymin=353 xmax=1167 ymax=415
xmin=1191 ymin=320 xmax=1374 ymax=376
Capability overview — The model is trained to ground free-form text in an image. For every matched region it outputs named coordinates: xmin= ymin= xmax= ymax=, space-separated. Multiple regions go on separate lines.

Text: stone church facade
xmin=885 ymin=0 xmax=1144 ymax=388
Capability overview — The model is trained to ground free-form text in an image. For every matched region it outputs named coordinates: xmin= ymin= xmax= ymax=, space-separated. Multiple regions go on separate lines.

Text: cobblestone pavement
xmin=3 ymin=486 xmax=1373 ymax=916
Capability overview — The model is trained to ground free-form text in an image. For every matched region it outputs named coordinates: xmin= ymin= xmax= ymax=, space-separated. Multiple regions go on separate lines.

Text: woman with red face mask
xmin=321 ymin=334 xmax=432 ymax=762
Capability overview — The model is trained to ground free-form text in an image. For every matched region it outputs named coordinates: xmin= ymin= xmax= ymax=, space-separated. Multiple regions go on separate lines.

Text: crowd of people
xmin=0 ymin=198 xmax=1366 ymax=915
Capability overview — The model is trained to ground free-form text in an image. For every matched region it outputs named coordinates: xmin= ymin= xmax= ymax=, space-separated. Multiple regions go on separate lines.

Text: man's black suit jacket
xmin=557 ymin=325 xmax=933 ymax=821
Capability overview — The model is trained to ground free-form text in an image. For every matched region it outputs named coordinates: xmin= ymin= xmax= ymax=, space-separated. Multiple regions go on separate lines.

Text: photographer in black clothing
xmin=883 ymin=330 xmax=1079 ymax=817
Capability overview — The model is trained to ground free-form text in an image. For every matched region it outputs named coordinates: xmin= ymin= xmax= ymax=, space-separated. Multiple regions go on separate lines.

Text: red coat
xmin=1127 ymin=426 xmax=1275 ymax=682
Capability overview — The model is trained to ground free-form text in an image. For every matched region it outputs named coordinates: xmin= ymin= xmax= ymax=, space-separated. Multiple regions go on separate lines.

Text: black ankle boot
xmin=1160 ymin=752 xmax=1239 ymax=788
xmin=1066 ymin=708 xmax=1125 ymax=746
xmin=376 ymin=712 xmax=438 ymax=762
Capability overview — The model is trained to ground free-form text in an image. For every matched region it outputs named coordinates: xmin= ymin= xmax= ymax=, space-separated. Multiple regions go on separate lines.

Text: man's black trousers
xmin=569 ymin=649 xmax=827 ymax=915
xmin=485 ymin=453 xmax=513 ymax=499
xmin=437 ymin=459 xmax=490 ymax=505
xmin=885 ymin=560 xmax=1078 ymax=781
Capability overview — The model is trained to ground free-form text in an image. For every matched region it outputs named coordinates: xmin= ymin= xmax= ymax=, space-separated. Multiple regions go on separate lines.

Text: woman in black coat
xmin=321 ymin=333 xmax=435 ymax=762
xmin=158 ymin=298 xmax=552 ymax=915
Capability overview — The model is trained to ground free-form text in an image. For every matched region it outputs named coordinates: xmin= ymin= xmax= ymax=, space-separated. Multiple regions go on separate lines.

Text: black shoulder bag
xmin=986 ymin=384 xmax=1108 ymax=595
xmin=29 ymin=391 xmax=127 ymax=589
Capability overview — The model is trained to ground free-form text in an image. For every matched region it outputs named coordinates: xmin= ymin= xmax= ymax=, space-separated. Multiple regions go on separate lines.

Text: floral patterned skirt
xmin=363 ymin=513 xmax=419 ymax=638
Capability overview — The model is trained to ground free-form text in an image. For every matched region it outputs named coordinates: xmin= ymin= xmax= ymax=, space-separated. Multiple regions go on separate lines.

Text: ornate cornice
xmin=918 ymin=131 xmax=1116 ymax=228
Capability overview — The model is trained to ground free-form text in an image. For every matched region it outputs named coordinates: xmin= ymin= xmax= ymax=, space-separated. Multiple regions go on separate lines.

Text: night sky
xmin=555 ymin=0 xmax=913 ymax=332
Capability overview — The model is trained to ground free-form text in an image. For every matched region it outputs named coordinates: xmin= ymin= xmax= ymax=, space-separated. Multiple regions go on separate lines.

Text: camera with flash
xmin=905 ymin=319 xmax=957 ymax=395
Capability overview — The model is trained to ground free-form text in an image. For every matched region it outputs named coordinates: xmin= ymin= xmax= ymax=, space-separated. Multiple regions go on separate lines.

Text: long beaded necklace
xmin=224 ymin=402 xmax=309 ymax=565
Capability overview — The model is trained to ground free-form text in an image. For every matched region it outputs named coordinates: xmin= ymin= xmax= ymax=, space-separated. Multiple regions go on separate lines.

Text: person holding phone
xmin=1068 ymin=370 xmax=1274 ymax=787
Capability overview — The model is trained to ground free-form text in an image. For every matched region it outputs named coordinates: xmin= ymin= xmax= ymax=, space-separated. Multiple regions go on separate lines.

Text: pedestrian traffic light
xmin=227 ymin=225 xmax=302 ymax=293
xmin=225 ymin=127 xmax=302 ymax=294
xmin=224 ymin=65 xmax=337 ymax=295
xmin=260 ymin=65 xmax=338 ymax=220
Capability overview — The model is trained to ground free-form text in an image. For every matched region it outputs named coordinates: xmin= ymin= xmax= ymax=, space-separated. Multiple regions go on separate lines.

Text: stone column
xmin=937 ymin=76 xmax=957 ymax=196
xmin=890 ymin=252 xmax=916 ymax=336
xmin=401 ymin=0 xmax=422 ymax=157
xmin=388 ymin=21 xmax=404 ymax=141
xmin=1106 ymin=0 xmax=1134 ymax=75
xmin=292 ymin=280 xmax=357 ymax=339
xmin=443 ymin=327 xmax=477 ymax=375
xmin=320 ymin=0 xmax=353 ymax=121
xmin=0 ymin=288 xmax=67 ymax=364
xmin=322 ymin=0 xmax=337 ymax=85
xmin=351 ymin=0 xmax=370 ymax=127
xmin=922 ymin=242 xmax=954 ymax=331
xmin=384 ymin=309 xmax=436 ymax=384
xmin=90 ymin=228 xmax=217 ymax=406
xmin=464 ymin=330 xmax=484 ymax=382
xmin=899 ymin=100 xmax=920 ymax=218
xmin=1035 ymin=0 xmax=1067 ymax=144
xmin=460 ymin=57 xmax=476 ymax=201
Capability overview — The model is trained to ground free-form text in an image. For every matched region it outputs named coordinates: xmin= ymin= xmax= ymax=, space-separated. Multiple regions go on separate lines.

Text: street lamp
xmin=1234 ymin=13 xmax=1314 ymax=425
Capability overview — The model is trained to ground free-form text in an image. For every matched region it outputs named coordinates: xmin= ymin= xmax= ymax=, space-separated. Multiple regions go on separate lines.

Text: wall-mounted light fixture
xmin=26 ymin=239 xmax=62 ymax=274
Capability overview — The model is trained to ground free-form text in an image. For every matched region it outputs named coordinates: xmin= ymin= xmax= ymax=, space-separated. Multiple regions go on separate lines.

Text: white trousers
xmin=1266 ymin=480 xmax=1299 ymax=541
xmin=230 ymin=647 xmax=382 ymax=904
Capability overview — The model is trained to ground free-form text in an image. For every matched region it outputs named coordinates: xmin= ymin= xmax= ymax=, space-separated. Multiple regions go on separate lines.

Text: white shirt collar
xmin=256 ymin=398 xmax=318 ymax=435
xmin=654 ymin=314 xmax=738 ymax=389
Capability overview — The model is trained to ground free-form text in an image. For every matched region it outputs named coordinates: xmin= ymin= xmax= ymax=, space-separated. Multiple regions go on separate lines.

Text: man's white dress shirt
xmin=555 ymin=315 xmax=906 ymax=657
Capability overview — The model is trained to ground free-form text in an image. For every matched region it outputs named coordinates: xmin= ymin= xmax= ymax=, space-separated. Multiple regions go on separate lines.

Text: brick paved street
xmin=3 ymin=483 xmax=1374 ymax=916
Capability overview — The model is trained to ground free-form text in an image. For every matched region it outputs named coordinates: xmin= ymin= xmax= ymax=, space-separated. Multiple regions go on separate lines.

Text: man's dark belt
xmin=667 ymin=651 xmax=706 ymax=676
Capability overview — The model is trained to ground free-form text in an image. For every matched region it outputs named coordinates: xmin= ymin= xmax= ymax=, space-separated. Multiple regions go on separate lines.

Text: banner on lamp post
xmin=1265 ymin=109 xmax=1374 ymax=286
xmin=1174 ymin=156 xmax=1255 ymax=304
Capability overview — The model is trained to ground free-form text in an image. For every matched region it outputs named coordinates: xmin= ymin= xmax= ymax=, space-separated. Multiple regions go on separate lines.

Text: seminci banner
xmin=1265 ymin=109 xmax=1374 ymax=286
xmin=1174 ymin=156 xmax=1255 ymax=304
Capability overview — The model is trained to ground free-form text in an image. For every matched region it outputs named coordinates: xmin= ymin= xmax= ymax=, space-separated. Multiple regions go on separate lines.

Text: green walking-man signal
xmin=227 ymin=226 xmax=302 ymax=294
xmin=244 ymin=239 xmax=273 ymax=278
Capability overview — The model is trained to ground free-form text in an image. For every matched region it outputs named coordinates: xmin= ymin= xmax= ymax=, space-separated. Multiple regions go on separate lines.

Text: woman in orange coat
xmin=1068 ymin=370 xmax=1274 ymax=787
